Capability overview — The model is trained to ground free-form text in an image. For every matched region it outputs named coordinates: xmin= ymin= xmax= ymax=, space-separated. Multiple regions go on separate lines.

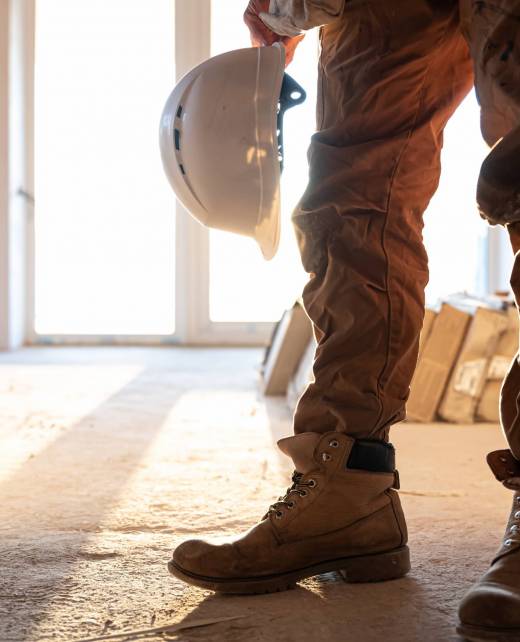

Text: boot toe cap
xmin=171 ymin=538 xmax=235 ymax=578
xmin=459 ymin=582 xmax=520 ymax=629
xmin=172 ymin=539 xmax=206 ymax=569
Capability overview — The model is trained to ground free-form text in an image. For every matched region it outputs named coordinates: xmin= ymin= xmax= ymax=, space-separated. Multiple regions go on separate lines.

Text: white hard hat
xmin=159 ymin=44 xmax=305 ymax=260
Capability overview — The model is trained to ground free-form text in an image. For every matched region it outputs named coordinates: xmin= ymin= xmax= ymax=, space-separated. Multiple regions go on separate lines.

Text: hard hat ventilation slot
xmin=176 ymin=105 xmax=183 ymax=119
xmin=174 ymin=129 xmax=181 ymax=150
xmin=179 ymin=163 xmax=186 ymax=175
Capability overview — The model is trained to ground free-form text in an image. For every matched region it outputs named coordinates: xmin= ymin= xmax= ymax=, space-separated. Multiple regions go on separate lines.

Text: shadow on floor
xmin=0 ymin=368 xmax=183 ymax=642
xmin=170 ymin=572 xmax=464 ymax=642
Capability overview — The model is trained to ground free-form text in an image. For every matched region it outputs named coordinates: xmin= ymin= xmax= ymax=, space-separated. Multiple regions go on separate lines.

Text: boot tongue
xmin=277 ymin=433 xmax=322 ymax=474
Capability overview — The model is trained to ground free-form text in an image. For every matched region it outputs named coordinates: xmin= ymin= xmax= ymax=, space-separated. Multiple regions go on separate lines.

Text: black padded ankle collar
xmin=346 ymin=440 xmax=396 ymax=473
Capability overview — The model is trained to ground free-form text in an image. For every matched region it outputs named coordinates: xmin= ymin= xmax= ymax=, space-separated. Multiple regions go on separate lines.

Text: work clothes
xmin=264 ymin=0 xmax=520 ymax=443
xmin=169 ymin=432 xmax=409 ymax=593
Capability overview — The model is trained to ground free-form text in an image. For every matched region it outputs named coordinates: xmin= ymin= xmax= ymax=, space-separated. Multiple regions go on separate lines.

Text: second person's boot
xmin=458 ymin=450 xmax=520 ymax=641
xmin=168 ymin=430 xmax=410 ymax=594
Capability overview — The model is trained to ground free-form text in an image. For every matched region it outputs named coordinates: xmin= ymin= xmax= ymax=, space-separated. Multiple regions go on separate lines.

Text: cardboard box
xmin=262 ymin=301 xmax=313 ymax=396
xmin=418 ymin=308 xmax=438 ymax=360
xmin=438 ymin=307 xmax=509 ymax=424
xmin=407 ymin=307 xmax=438 ymax=417
xmin=476 ymin=381 xmax=501 ymax=423
xmin=407 ymin=303 xmax=471 ymax=422
xmin=287 ymin=338 xmax=317 ymax=413
xmin=476 ymin=306 xmax=519 ymax=422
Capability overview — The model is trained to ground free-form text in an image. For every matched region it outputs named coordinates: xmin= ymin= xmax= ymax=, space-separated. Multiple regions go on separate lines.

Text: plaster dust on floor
xmin=0 ymin=347 xmax=512 ymax=642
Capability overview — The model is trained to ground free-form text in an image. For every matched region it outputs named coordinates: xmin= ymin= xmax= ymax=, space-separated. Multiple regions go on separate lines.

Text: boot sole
xmin=168 ymin=545 xmax=410 ymax=594
xmin=457 ymin=623 xmax=520 ymax=642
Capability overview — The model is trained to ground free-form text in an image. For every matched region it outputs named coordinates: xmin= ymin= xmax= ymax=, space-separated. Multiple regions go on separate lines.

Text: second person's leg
xmin=456 ymin=1 xmax=520 ymax=638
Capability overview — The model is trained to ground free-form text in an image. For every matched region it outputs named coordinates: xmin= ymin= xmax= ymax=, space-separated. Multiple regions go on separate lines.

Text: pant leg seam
xmin=371 ymin=19 xmax=459 ymax=436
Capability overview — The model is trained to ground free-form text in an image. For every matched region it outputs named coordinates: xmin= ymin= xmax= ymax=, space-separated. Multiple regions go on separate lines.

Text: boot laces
xmin=266 ymin=471 xmax=316 ymax=519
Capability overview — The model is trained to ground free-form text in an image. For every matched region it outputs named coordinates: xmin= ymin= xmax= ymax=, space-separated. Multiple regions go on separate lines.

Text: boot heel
xmin=339 ymin=546 xmax=410 ymax=583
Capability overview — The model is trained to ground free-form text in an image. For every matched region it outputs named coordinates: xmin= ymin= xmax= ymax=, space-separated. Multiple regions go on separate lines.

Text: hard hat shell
xmin=159 ymin=44 xmax=286 ymax=260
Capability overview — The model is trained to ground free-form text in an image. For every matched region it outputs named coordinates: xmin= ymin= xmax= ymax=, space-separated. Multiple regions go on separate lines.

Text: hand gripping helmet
xmin=159 ymin=44 xmax=306 ymax=260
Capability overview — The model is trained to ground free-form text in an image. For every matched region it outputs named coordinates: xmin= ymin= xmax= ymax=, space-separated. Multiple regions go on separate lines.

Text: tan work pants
xmin=293 ymin=0 xmax=520 ymax=446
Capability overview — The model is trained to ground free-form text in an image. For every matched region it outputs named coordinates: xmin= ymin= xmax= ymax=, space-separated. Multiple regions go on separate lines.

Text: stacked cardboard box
xmin=476 ymin=306 xmax=519 ymax=422
xmin=418 ymin=308 xmax=437 ymax=359
xmin=409 ymin=296 xmax=518 ymax=424
xmin=438 ymin=306 xmax=508 ymax=423
xmin=407 ymin=304 xmax=472 ymax=422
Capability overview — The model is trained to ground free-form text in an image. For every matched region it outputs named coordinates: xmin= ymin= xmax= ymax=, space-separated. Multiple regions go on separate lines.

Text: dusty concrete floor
xmin=0 ymin=347 xmax=513 ymax=642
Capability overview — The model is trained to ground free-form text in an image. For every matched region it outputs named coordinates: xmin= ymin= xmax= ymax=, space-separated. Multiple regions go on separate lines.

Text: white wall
xmin=0 ymin=0 xmax=34 ymax=350
xmin=0 ymin=0 xmax=10 ymax=349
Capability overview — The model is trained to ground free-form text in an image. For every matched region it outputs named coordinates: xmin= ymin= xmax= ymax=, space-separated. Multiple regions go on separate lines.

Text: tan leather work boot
xmin=168 ymin=431 xmax=410 ymax=594
xmin=458 ymin=450 xmax=520 ymax=641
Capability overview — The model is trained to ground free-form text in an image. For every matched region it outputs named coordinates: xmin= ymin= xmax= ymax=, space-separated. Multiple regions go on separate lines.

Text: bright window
xmin=34 ymin=0 xmax=175 ymax=335
xmin=424 ymin=91 xmax=490 ymax=304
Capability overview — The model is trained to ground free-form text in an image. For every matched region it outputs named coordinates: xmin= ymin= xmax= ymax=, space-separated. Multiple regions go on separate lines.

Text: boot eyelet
xmin=322 ymin=453 xmax=332 ymax=462
xmin=516 ymin=497 xmax=520 ymax=505
xmin=287 ymin=501 xmax=295 ymax=509
xmin=514 ymin=511 xmax=520 ymax=519
xmin=511 ymin=525 xmax=519 ymax=533
xmin=308 ymin=479 xmax=317 ymax=488
xmin=505 ymin=539 xmax=514 ymax=547
xmin=329 ymin=439 xmax=339 ymax=448
xmin=275 ymin=511 xmax=283 ymax=520
xmin=299 ymin=489 xmax=308 ymax=497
